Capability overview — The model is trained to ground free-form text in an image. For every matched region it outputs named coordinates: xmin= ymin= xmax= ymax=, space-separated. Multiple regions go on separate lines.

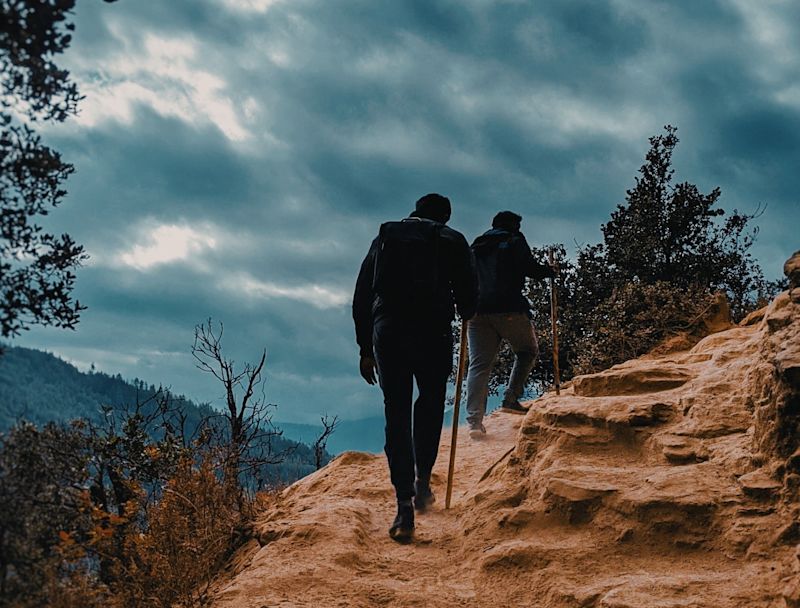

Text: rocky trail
xmin=214 ymin=255 xmax=800 ymax=608
xmin=215 ymin=411 xmax=524 ymax=607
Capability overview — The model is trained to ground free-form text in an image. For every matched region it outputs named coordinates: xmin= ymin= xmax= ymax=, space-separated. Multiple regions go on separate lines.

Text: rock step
xmin=653 ymin=434 xmax=709 ymax=464
xmin=552 ymin=563 xmax=784 ymax=608
xmin=572 ymin=362 xmax=698 ymax=397
xmin=522 ymin=463 xmax=745 ymax=547
xmin=525 ymin=397 xmax=676 ymax=434
xmin=469 ymin=537 xmax=788 ymax=608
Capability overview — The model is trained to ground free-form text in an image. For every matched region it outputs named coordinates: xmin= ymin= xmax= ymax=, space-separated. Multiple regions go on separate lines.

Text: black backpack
xmin=472 ymin=233 xmax=517 ymax=304
xmin=372 ymin=218 xmax=443 ymax=312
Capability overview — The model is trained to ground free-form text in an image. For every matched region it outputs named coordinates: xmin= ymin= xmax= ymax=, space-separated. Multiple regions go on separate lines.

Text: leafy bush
xmin=0 ymin=422 xmax=92 ymax=607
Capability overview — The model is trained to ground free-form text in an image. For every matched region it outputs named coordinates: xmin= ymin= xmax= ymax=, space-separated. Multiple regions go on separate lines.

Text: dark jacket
xmin=353 ymin=217 xmax=478 ymax=357
xmin=471 ymin=228 xmax=554 ymax=315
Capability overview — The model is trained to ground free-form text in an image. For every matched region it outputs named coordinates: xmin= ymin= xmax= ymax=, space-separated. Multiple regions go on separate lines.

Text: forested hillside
xmin=0 ymin=345 xmax=320 ymax=480
xmin=0 ymin=345 xmax=203 ymax=429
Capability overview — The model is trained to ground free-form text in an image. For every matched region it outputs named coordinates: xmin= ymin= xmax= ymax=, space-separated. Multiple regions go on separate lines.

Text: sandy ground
xmin=214 ymin=410 xmax=524 ymax=608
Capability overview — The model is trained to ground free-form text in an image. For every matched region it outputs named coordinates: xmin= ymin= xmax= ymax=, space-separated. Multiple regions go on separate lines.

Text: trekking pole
xmin=445 ymin=320 xmax=469 ymax=509
xmin=549 ymin=249 xmax=561 ymax=396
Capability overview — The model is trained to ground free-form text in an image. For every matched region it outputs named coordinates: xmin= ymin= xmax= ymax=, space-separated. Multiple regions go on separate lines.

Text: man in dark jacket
xmin=353 ymin=193 xmax=477 ymax=542
xmin=465 ymin=211 xmax=555 ymax=439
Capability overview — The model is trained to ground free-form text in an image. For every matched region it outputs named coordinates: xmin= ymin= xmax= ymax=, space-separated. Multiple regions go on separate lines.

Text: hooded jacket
xmin=471 ymin=228 xmax=554 ymax=315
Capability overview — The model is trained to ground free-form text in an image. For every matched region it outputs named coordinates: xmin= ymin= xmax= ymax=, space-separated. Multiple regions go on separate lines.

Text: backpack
xmin=473 ymin=234 xmax=515 ymax=285
xmin=372 ymin=219 xmax=443 ymax=312
xmin=472 ymin=232 xmax=518 ymax=308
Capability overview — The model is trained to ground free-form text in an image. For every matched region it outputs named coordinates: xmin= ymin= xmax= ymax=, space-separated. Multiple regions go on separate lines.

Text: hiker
xmin=353 ymin=193 xmax=477 ymax=542
xmin=465 ymin=211 xmax=556 ymax=439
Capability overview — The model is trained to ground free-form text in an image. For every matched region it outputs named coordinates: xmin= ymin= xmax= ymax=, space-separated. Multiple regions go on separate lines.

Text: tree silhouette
xmin=0 ymin=1 xmax=118 ymax=340
xmin=602 ymin=125 xmax=766 ymax=318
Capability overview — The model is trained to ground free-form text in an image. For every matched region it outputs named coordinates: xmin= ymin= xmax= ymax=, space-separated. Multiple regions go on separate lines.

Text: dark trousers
xmin=373 ymin=317 xmax=453 ymax=501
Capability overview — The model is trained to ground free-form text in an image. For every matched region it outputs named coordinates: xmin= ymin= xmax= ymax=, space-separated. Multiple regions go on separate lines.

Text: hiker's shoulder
xmin=439 ymin=224 xmax=469 ymax=247
xmin=471 ymin=228 xmax=512 ymax=248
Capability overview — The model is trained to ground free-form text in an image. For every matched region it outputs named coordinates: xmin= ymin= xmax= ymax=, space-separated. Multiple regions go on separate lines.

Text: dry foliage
xmin=103 ymin=457 xmax=247 ymax=607
xmin=573 ymin=281 xmax=716 ymax=375
xmin=39 ymin=453 xmax=256 ymax=608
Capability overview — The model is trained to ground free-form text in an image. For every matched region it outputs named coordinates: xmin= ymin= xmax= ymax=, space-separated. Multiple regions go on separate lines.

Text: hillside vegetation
xmin=0 ymin=343 xmax=329 ymax=607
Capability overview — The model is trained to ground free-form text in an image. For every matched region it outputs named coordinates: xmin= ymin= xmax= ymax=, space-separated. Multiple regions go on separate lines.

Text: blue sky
xmin=15 ymin=0 xmax=800 ymax=423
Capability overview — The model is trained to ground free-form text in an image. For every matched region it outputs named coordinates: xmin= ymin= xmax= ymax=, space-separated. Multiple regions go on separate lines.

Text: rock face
xmin=786 ymin=250 xmax=800 ymax=289
xmin=213 ymin=263 xmax=800 ymax=608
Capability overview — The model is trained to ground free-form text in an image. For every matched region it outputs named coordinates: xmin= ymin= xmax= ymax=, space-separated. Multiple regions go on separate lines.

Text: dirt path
xmin=214 ymin=411 xmax=524 ymax=608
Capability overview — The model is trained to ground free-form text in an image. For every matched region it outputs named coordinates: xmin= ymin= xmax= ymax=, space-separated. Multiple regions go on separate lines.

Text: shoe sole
xmin=500 ymin=407 xmax=527 ymax=415
xmin=389 ymin=526 xmax=414 ymax=542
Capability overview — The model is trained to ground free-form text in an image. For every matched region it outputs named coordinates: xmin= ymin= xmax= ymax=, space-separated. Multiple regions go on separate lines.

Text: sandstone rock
xmin=786 ymin=250 xmax=800 ymax=288
xmin=546 ymin=477 xmax=618 ymax=502
xmin=740 ymin=306 xmax=767 ymax=327
xmin=787 ymin=449 xmax=800 ymax=473
xmin=573 ymin=364 xmax=694 ymax=397
xmin=738 ymin=469 xmax=782 ymax=499
xmin=776 ymin=347 xmax=800 ymax=388
xmin=480 ymin=540 xmax=552 ymax=571
xmin=213 ymin=276 xmax=799 ymax=608
xmin=702 ymin=291 xmax=733 ymax=333
xmin=658 ymin=434 xmax=709 ymax=464
xmin=773 ymin=521 xmax=800 ymax=546
xmin=784 ymin=577 xmax=800 ymax=608
xmin=535 ymin=396 xmax=674 ymax=431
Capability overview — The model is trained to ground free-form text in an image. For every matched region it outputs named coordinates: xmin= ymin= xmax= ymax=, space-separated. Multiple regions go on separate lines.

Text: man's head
xmin=411 ymin=193 xmax=451 ymax=224
xmin=492 ymin=210 xmax=522 ymax=232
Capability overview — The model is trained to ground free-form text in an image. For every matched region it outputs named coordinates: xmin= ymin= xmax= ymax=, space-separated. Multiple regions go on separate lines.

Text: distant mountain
xmin=0 ymin=345 xmax=505 ymax=459
xmin=0 ymin=345 xmax=321 ymax=481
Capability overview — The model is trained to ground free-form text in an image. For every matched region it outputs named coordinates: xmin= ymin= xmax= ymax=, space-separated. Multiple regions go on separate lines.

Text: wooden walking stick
xmin=445 ymin=320 xmax=469 ymax=509
xmin=549 ymin=249 xmax=561 ymax=396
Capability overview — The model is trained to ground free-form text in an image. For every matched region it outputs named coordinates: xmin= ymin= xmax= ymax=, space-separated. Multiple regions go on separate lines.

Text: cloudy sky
xmin=15 ymin=0 xmax=800 ymax=423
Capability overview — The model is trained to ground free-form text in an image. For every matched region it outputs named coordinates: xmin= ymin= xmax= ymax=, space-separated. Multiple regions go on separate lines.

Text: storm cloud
xmin=17 ymin=0 xmax=800 ymax=423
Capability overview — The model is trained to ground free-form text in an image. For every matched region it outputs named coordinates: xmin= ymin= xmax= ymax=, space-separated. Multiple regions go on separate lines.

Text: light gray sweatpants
xmin=465 ymin=312 xmax=539 ymax=427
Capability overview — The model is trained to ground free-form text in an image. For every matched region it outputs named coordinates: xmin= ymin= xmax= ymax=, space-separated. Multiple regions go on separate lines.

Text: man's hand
xmin=359 ymin=355 xmax=377 ymax=385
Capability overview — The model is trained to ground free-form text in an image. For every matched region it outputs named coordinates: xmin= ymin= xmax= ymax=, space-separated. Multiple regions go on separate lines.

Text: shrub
xmin=572 ymin=281 xmax=716 ymax=374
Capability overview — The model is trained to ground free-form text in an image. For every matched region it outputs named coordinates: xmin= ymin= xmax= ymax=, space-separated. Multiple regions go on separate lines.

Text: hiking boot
xmin=414 ymin=480 xmax=436 ymax=512
xmin=500 ymin=400 xmax=528 ymax=415
xmin=469 ymin=422 xmax=487 ymax=440
xmin=389 ymin=499 xmax=415 ymax=542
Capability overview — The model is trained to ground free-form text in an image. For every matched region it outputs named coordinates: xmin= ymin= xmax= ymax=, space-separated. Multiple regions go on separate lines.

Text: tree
xmin=602 ymin=125 xmax=767 ymax=319
xmin=313 ymin=414 xmax=339 ymax=470
xmin=0 ymin=421 xmax=92 ymax=606
xmin=191 ymin=319 xmax=290 ymax=494
xmin=0 ymin=0 xmax=117 ymax=340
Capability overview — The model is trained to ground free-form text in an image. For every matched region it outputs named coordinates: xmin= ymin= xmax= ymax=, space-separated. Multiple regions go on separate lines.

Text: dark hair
xmin=492 ymin=210 xmax=522 ymax=231
xmin=411 ymin=193 xmax=451 ymax=223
